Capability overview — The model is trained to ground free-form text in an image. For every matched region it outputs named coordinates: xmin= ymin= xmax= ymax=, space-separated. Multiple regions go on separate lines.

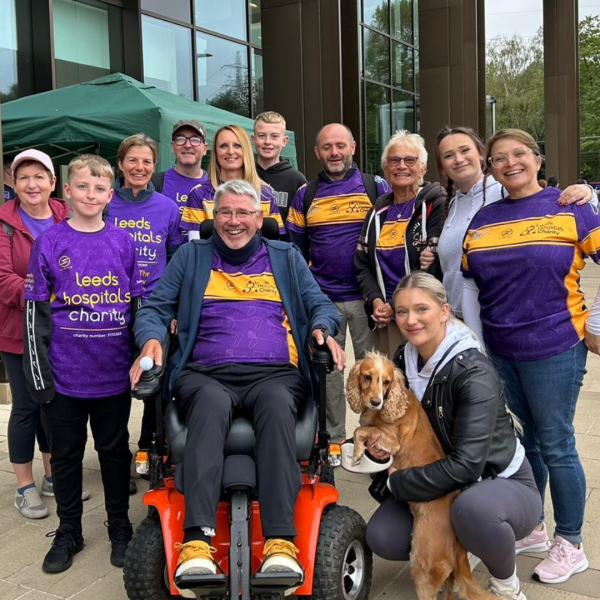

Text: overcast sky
xmin=485 ymin=0 xmax=600 ymax=40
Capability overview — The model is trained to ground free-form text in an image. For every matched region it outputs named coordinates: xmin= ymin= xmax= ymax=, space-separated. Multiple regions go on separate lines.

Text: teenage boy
xmin=23 ymin=155 xmax=143 ymax=574
xmin=253 ymin=111 xmax=306 ymax=223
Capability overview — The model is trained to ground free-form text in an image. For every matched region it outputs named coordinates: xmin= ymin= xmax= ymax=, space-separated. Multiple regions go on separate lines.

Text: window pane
xmin=363 ymin=0 xmax=389 ymax=33
xmin=0 ymin=0 xmax=19 ymax=101
xmin=196 ymin=0 xmax=246 ymax=41
xmin=364 ymin=82 xmax=391 ymax=175
xmin=392 ymin=42 xmax=413 ymax=91
xmin=392 ymin=89 xmax=415 ymax=131
xmin=142 ymin=16 xmax=193 ymax=100
xmin=197 ymin=32 xmax=250 ymax=117
xmin=250 ymin=0 xmax=262 ymax=46
xmin=391 ymin=0 xmax=413 ymax=44
xmin=252 ymin=49 xmax=264 ymax=116
xmin=364 ymin=29 xmax=390 ymax=85
xmin=414 ymin=49 xmax=419 ymax=95
xmin=142 ymin=0 xmax=191 ymax=22
xmin=53 ymin=0 xmax=111 ymax=87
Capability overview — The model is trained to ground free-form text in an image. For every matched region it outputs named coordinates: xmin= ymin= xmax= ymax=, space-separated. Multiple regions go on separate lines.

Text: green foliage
xmin=486 ymin=16 xmax=600 ymax=181
xmin=579 ymin=15 xmax=600 ymax=181
xmin=485 ymin=29 xmax=545 ymax=142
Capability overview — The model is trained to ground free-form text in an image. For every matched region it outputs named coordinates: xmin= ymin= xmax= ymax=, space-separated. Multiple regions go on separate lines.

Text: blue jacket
xmin=134 ymin=238 xmax=341 ymax=395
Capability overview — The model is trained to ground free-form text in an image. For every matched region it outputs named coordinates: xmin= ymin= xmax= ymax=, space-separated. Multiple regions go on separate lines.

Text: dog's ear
xmin=345 ymin=360 xmax=365 ymax=414
xmin=380 ymin=366 xmax=409 ymax=423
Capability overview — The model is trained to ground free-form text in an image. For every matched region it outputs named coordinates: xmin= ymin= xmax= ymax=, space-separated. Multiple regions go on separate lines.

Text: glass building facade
xmin=360 ymin=0 xmax=420 ymax=174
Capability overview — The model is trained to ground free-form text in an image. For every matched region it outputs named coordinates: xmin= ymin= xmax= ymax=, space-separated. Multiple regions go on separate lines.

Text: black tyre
xmin=320 ymin=463 xmax=336 ymax=486
xmin=304 ymin=505 xmax=372 ymax=600
xmin=123 ymin=513 xmax=174 ymax=600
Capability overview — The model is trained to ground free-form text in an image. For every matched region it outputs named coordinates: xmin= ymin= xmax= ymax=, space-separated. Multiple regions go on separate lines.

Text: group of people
xmin=0 ymin=114 xmax=597 ymax=600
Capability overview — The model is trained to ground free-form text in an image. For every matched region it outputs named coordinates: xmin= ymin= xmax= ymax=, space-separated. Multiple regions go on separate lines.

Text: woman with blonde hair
xmin=462 ymin=128 xmax=600 ymax=585
xmin=182 ymin=125 xmax=284 ymax=238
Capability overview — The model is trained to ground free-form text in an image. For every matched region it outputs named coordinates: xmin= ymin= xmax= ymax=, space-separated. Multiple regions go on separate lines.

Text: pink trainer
xmin=533 ymin=536 xmax=589 ymax=584
xmin=515 ymin=522 xmax=550 ymax=555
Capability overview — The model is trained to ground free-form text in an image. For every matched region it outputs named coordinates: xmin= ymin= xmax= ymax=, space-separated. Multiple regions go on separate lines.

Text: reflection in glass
xmin=392 ymin=42 xmax=413 ymax=91
xmin=0 ymin=0 xmax=18 ymax=101
xmin=250 ymin=0 xmax=262 ymax=46
xmin=363 ymin=0 xmax=389 ymax=33
xmin=414 ymin=49 xmax=419 ymax=95
xmin=365 ymin=82 xmax=391 ymax=175
xmin=53 ymin=0 xmax=111 ymax=88
xmin=252 ymin=49 xmax=264 ymax=115
xmin=364 ymin=29 xmax=390 ymax=85
xmin=142 ymin=16 xmax=193 ymax=100
xmin=141 ymin=0 xmax=190 ymax=23
xmin=196 ymin=0 xmax=246 ymax=41
xmin=392 ymin=89 xmax=415 ymax=131
xmin=197 ymin=32 xmax=250 ymax=117
xmin=391 ymin=0 xmax=413 ymax=44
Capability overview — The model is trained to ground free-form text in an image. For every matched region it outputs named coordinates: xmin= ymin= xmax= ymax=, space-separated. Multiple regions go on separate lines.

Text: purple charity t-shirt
xmin=24 ymin=220 xmax=144 ymax=398
xmin=161 ymin=167 xmax=208 ymax=213
xmin=18 ymin=205 xmax=55 ymax=239
xmin=192 ymin=244 xmax=299 ymax=367
xmin=106 ymin=191 xmax=184 ymax=299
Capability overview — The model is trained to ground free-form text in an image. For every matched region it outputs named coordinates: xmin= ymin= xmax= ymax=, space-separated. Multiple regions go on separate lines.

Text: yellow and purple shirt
xmin=182 ymin=180 xmax=285 ymax=236
xmin=462 ymin=186 xmax=600 ymax=360
xmin=287 ymin=169 xmax=390 ymax=301
xmin=193 ymin=244 xmax=298 ymax=366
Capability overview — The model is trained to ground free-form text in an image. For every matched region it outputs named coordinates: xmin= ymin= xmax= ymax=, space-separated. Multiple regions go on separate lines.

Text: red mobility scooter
xmin=122 ymin=222 xmax=372 ymax=600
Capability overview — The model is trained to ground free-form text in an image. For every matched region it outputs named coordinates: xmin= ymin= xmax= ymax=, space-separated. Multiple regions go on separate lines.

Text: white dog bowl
xmin=340 ymin=442 xmax=393 ymax=474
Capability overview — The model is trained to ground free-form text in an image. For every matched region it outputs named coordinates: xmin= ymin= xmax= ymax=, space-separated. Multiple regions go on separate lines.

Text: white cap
xmin=11 ymin=149 xmax=55 ymax=177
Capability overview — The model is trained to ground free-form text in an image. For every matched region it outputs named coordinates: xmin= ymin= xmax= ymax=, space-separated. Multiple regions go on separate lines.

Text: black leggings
xmin=1 ymin=351 xmax=50 ymax=463
xmin=366 ymin=459 xmax=542 ymax=579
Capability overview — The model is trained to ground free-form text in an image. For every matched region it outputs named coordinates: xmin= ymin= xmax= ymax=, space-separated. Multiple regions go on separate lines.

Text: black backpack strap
xmin=302 ymin=178 xmax=320 ymax=216
xmin=361 ymin=172 xmax=378 ymax=205
xmin=150 ymin=171 xmax=166 ymax=193
xmin=1 ymin=221 xmax=14 ymax=238
xmin=303 ymin=172 xmax=378 ymax=216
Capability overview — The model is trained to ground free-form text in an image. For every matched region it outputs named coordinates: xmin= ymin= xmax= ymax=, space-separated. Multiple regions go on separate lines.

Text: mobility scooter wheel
xmin=123 ymin=512 xmax=174 ymax=600
xmin=305 ymin=505 xmax=372 ymax=600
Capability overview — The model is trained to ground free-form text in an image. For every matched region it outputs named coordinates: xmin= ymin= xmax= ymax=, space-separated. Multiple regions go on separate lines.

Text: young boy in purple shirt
xmin=23 ymin=155 xmax=144 ymax=574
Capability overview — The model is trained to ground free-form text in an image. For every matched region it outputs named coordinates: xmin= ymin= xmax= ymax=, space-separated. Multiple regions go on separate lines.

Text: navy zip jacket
xmin=134 ymin=238 xmax=340 ymax=397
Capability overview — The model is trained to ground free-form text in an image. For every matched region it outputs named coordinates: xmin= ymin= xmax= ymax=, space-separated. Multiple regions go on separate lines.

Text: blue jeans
xmin=489 ymin=341 xmax=587 ymax=544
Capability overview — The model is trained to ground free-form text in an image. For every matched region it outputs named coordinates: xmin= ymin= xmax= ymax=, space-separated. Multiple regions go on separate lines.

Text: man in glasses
xmin=131 ymin=179 xmax=344 ymax=588
xmin=151 ymin=120 xmax=209 ymax=217
xmin=287 ymin=123 xmax=390 ymax=443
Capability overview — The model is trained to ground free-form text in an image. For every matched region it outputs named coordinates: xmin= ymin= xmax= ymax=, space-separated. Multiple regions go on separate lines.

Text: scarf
xmin=212 ymin=230 xmax=262 ymax=265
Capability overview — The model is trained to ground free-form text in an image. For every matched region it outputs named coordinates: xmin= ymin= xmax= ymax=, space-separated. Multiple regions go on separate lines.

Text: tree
xmin=485 ymin=29 xmax=545 ymax=142
xmin=579 ymin=15 xmax=600 ymax=181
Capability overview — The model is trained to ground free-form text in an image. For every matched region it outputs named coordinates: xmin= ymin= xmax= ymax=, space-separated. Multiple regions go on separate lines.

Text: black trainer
xmin=106 ymin=519 xmax=133 ymax=567
xmin=42 ymin=526 xmax=85 ymax=573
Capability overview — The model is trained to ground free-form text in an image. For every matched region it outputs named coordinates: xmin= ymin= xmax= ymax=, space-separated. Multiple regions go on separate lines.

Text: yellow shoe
xmin=260 ymin=539 xmax=303 ymax=576
xmin=174 ymin=541 xmax=217 ymax=577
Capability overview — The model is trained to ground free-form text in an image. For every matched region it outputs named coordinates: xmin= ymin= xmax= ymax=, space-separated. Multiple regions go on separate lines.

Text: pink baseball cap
xmin=11 ymin=149 xmax=55 ymax=177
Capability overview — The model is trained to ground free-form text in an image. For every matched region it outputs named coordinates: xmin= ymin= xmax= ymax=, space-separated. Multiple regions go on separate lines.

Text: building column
xmin=418 ymin=0 xmax=485 ymax=177
xmin=261 ymin=0 xmax=344 ymax=177
xmin=543 ymin=1 xmax=579 ymax=185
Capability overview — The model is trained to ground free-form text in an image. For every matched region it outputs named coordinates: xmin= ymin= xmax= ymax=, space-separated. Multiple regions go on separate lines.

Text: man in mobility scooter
xmin=125 ymin=179 xmax=372 ymax=599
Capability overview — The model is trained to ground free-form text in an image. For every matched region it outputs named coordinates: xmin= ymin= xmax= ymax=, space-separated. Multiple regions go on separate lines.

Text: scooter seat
xmin=165 ymin=398 xmax=317 ymax=464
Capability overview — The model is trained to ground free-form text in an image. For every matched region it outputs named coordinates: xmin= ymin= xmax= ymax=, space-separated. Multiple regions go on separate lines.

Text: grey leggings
xmin=366 ymin=459 xmax=542 ymax=579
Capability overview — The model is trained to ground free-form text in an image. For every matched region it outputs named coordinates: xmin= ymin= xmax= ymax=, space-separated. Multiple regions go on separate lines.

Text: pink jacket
xmin=0 ymin=197 xmax=70 ymax=354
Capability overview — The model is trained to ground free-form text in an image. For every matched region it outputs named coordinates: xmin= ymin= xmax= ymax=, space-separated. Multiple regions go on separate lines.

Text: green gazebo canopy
xmin=1 ymin=73 xmax=298 ymax=171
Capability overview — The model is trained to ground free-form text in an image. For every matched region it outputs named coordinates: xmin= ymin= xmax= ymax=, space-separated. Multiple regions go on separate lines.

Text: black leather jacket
xmin=387 ymin=347 xmax=517 ymax=503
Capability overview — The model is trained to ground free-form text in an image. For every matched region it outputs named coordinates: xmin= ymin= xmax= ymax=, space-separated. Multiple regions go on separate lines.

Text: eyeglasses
xmin=214 ymin=209 xmax=258 ymax=220
xmin=488 ymin=148 xmax=536 ymax=168
xmin=387 ymin=155 xmax=419 ymax=167
xmin=173 ymin=135 xmax=205 ymax=147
